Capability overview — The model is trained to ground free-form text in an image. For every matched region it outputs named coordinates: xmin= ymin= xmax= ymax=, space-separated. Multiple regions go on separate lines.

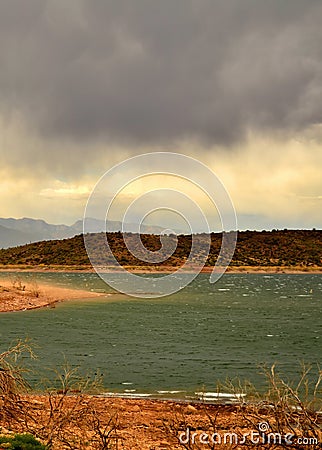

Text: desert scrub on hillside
xmin=0 ymin=229 xmax=320 ymax=268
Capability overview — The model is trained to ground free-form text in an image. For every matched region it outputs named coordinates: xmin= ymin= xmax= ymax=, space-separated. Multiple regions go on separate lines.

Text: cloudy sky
xmin=0 ymin=0 xmax=322 ymax=230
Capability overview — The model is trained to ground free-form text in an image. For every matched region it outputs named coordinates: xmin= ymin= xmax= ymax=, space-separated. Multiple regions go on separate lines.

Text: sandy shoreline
xmin=1 ymin=264 xmax=321 ymax=312
xmin=0 ymin=279 xmax=106 ymax=312
xmin=0 ymin=264 xmax=321 ymax=274
xmin=1 ymin=264 xmax=321 ymax=313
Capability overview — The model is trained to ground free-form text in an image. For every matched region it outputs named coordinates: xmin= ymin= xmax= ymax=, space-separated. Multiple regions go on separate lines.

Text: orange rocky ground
xmin=0 ymin=395 xmax=320 ymax=449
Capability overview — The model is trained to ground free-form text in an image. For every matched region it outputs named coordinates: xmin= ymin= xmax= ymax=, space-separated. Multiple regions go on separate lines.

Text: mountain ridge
xmin=0 ymin=224 xmax=35 ymax=248
xmin=0 ymin=217 xmax=170 ymax=249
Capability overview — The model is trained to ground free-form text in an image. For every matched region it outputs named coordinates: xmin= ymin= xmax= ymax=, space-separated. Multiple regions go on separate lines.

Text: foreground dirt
xmin=0 ymin=395 xmax=320 ymax=449
xmin=0 ymin=279 xmax=105 ymax=312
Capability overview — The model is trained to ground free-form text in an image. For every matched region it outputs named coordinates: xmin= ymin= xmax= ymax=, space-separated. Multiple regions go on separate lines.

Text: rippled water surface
xmin=0 ymin=272 xmax=321 ymax=398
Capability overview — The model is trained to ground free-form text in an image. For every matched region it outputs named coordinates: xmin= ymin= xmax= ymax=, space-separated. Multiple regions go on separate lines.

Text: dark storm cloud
xmin=0 ymin=0 xmax=322 ymax=146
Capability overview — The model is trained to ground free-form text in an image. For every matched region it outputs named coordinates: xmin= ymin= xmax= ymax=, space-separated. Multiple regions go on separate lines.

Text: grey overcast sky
xmin=0 ymin=0 xmax=322 ymax=229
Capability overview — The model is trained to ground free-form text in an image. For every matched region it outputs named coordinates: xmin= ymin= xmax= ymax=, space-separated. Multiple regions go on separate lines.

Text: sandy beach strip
xmin=0 ymin=264 xmax=321 ymax=274
xmin=0 ymin=279 xmax=106 ymax=312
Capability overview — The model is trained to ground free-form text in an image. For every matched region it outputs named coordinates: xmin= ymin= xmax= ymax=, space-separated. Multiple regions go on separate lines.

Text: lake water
xmin=0 ymin=272 xmax=321 ymax=401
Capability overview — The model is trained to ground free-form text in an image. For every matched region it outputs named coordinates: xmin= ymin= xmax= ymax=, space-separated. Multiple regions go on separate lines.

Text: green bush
xmin=0 ymin=433 xmax=47 ymax=450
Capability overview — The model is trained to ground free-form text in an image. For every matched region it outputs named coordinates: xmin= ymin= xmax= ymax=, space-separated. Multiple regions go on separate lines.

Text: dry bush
xmin=0 ymin=343 xmax=119 ymax=449
xmin=23 ymin=365 xmax=120 ymax=449
xmin=29 ymin=279 xmax=40 ymax=298
xmin=164 ymin=365 xmax=322 ymax=449
xmin=235 ymin=364 xmax=322 ymax=449
xmin=0 ymin=339 xmax=34 ymax=426
xmin=11 ymin=276 xmax=26 ymax=291
xmin=12 ymin=275 xmax=40 ymax=298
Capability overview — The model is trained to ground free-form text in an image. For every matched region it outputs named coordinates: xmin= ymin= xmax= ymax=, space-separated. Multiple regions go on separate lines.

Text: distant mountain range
xmin=0 ymin=217 xmax=167 ymax=249
xmin=0 ymin=224 xmax=35 ymax=248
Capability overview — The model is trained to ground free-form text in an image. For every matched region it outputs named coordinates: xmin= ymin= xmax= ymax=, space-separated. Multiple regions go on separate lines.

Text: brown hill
xmin=0 ymin=229 xmax=321 ymax=269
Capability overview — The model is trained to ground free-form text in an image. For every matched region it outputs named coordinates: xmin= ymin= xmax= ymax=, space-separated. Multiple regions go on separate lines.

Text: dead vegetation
xmin=164 ymin=365 xmax=322 ymax=449
xmin=0 ymin=341 xmax=119 ymax=449
xmin=0 ymin=276 xmax=41 ymax=312
xmin=0 ymin=278 xmax=104 ymax=312
xmin=0 ymin=341 xmax=321 ymax=449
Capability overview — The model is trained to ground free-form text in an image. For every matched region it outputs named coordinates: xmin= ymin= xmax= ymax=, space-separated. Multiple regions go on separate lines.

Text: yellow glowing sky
xmin=1 ymin=118 xmax=321 ymax=230
xmin=1 ymin=1 xmax=321 ymax=230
